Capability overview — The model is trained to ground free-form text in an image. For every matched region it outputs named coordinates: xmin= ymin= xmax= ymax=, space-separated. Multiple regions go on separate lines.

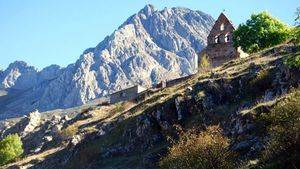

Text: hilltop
xmin=1 ymin=43 xmax=299 ymax=168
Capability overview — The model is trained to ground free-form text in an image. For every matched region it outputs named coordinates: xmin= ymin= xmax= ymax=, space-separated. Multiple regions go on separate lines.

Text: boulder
xmin=70 ymin=135 xmax=82 ymax=146
xmin=2 ymin=110 xmax=41 ymax=138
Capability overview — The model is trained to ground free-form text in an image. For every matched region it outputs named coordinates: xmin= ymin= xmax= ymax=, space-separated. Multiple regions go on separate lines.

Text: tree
xmin=295 ymin=7 xmax=300 ymax=26
xmin=291 ymin=7 xmax=300 ymax=44
xmin=233 ymin=12 xmax=291 ymax=53
xmin=0 ymin=134 xmax=23 ymax=165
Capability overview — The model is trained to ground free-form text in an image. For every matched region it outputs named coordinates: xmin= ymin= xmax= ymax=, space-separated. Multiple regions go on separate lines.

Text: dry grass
xmin=110 ymin=102 xmax=125 ymax=114
xmin=159 ymin=125 xmax=235 ymax=169
xmin=256 ymin=88 xmax=300 ymax=168
xmin=199 ymin=53 xmax=211 ymax=71
xmin=3 ymin=146 xmax=64 ymax=168
xmin=248 ymin=68 xmax=273 ymax=94
xmin=59 ymin=125 xmax=78 ymax=140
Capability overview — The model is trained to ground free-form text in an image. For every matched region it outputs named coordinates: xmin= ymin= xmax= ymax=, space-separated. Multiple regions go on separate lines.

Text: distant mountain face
xmin=0 ymin=61 xmax=38 ymax=90
xmin=0 ymin=5 xmax=214 ymax=119
xmin=0 ymin=61 xmax=62 ymax=90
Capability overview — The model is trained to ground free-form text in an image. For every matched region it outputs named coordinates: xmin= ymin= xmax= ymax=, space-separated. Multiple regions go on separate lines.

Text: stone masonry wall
xmin=204 ymin=13 xmax=241 ymax=67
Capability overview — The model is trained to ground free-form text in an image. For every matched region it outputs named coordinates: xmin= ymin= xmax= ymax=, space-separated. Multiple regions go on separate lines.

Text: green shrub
xmin=257 ymin=89 xmax=300 ymax=168
xmin=290 ymin=27 xmax=300 ymax=44
xmin=0 ymin=134 xmax=23 ymax=165
xmin=284 ymin=54 xmax=300 ymax=69
xmin=111 ymin=102 xmax=125 ymax=113
xmin=159 ymin=126 xmax=235 ymax=169
xmin=233 ymin=11 xmax=291 ymax=53
xmin=248 ymin=44 xmax=260 ymax=54
xmin=289 ymin=8 xmax=300 ymax=44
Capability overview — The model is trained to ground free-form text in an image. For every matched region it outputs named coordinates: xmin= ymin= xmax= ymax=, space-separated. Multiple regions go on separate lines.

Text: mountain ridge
xmin=0 ymin=4 xmax=214 ymax=119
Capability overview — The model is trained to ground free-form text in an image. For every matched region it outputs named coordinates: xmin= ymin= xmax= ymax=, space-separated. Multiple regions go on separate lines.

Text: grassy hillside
xmin=3 ymin=43 xmax=300 ymax=169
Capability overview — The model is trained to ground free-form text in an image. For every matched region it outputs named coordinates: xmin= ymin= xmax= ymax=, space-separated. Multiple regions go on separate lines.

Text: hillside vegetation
xmin=2 ymin=43 xmax=299 ymax=169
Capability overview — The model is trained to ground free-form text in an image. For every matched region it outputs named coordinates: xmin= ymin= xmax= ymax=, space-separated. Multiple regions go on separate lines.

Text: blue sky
xmin=0 ymin=0 xmax=299 ymax=70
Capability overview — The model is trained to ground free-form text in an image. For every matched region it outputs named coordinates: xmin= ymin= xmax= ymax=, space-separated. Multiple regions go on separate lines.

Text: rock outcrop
xmin=1 ymin=110 xmax=41 ymax=138
xmin=1 ymin=110 xmax=75 ymax=155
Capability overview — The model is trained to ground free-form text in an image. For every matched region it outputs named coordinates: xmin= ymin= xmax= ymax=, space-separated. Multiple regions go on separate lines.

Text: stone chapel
xmin=200 ymin=13 xmax=248 ymax=67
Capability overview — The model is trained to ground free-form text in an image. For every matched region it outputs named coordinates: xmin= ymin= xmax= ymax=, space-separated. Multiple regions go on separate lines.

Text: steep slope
xmin=0 ymin=5 xmax=214 ymax=119
xmin=2 ymin=44 xmax=299 ymax=169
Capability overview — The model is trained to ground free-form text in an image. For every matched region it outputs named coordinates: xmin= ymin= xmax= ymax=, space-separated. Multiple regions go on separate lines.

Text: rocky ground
xmin=1 ymin=44 xmax=299 ymax=169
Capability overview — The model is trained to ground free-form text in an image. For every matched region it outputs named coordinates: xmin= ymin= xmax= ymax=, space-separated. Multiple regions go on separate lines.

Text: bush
xmin=284 ymin=54 xmax=300 ymax=69
xmin=159 ymin=126 xmax=235 ymax=169
xmin=257 ymin=89 xmax=300 ymax=168
xmin=111 ymin=102 xmax=125 ymax=113
xmin=233 ymin=12 xmax=291 ymax=53
xmin=248 ymin=44 xmax=260 ymax=53
xmin=289 ymin=8 xmax=300 ymax=44
xmin=290 ymin=27 xmax=300 ymax=44
xmin=0 ymin=134 xmax=23 ymax=165
xmin=199 ymin=53 xmax=211 ymax=70
xmin=59 ymin=125 xmax=78 ymax=140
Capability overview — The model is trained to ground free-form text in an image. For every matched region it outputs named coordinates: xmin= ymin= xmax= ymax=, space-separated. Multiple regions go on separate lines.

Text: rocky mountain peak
xmin=0 ymin=61 xmax=38 ymax=90
xmin=6 ymin=61 xmax=36 ymax=72
xmin=140 ymin=4 xmax=156 ymax=16
xmin=0 ymin=5 xmax=214 ymax=119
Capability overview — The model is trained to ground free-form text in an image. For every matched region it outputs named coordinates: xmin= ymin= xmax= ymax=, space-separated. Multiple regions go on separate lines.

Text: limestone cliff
xmin=0 ymin=5 xmax=214 ymax=119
